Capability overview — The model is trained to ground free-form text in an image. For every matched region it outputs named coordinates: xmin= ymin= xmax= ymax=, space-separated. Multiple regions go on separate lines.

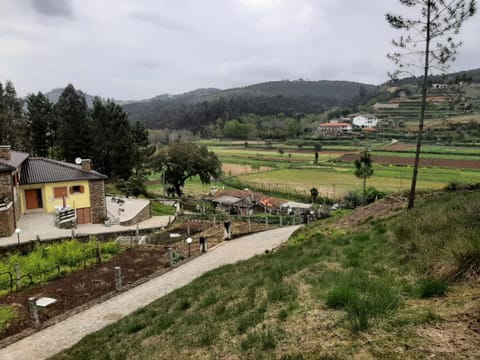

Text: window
xmin=53 ymin=187 xmax=68 ymax=198
xmin=70 ymin=185 xmax=85 ymax=194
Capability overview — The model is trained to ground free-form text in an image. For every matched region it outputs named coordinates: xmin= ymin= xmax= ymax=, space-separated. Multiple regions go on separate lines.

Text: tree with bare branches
xmin=386 ymin=0 xmax=476 ymax=209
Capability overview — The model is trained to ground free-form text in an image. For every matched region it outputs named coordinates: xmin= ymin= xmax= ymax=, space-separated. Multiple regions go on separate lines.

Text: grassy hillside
xmin=53 ymin=189 xmax=480 ymax=359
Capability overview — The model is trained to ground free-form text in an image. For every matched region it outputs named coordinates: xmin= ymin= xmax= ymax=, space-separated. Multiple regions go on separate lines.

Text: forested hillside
xmin=121 ymin=80 xmax=377 ymax=131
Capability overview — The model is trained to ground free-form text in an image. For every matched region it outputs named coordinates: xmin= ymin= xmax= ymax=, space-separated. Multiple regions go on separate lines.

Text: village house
xmin=211 ymin=189 xmax=287 ymax=216
xmin=0 ymin=145 xmax=107 ymax=237
xmin=317 ymin=123 xmax=353 ymax=137
xmin=352 ymin=115 xmax=378 ymax=128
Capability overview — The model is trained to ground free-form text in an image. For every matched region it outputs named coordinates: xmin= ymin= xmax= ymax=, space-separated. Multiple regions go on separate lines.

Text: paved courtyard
xmin=0 ymin=196 xmax=174 ymax=247
xmin=0 ymin=212 xmax=171 ymax=247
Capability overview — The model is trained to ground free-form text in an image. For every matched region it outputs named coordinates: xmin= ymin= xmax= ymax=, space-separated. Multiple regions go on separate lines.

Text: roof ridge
xmin=29 ymin=157 xmax=97 ymax=175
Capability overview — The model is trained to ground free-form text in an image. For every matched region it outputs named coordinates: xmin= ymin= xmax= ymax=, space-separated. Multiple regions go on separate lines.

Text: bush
xmin=365 ymin=187 xmax=386 ymax=204
xmin=343 ymin=190 xmax=363 ymax=209
xmin=418 ymin=277 xmax=449 ymax=298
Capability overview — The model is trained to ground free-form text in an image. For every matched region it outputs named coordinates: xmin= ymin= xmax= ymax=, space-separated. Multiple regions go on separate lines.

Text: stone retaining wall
xmin=120 ymin=201 xmax=152 ymax=226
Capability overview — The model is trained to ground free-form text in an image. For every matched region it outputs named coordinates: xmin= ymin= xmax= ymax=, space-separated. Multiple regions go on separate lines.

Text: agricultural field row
xmin=235 ymin=167 xmax=450 ymax=199
xmin=371 ymin=150 xmax=480 ymax=161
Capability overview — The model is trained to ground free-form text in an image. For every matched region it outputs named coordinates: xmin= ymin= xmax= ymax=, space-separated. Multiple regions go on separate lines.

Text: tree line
xmin=0 ymin=81 xmax=151 ymax=180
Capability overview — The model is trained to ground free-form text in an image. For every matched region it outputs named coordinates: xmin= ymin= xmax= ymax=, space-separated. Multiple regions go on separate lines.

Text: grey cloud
xmin=29 ymin=0 xmax=73 ymax=18
xmin=130 ymin=11 xmax=193 ymax=34
xmin=138 ymin=60 xmax=171 ymax=70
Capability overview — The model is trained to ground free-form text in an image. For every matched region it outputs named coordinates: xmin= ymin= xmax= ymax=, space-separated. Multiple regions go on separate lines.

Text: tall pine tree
xmin=26 ymin=92 xmax=53 ymax=157
xmin=54 ymin=84 xmax=91 ymax=162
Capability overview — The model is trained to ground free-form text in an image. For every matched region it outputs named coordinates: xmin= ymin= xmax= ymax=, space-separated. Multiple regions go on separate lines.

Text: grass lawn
xmin=52 ymin=190 xmax=480 ymax=359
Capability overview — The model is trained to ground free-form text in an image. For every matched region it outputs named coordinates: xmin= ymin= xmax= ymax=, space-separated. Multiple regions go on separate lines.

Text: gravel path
xmin=0 ymin=225 xmax=301 ymax=360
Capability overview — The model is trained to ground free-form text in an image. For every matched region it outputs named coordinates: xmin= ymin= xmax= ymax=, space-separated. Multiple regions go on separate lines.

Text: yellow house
xmin=1 ymin=145 xmax=107 ymax=236
xmin=19 ymin=157 xmax=107 ymax=225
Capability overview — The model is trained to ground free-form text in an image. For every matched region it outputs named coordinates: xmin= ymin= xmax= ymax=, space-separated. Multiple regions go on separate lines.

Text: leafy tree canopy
xmin=152 ymin=143 xmax=222 ymax=196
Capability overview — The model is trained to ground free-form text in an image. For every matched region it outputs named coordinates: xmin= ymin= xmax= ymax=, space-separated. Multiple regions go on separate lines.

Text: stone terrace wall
xmin=89 ymin=180 xmax=106 ymax=224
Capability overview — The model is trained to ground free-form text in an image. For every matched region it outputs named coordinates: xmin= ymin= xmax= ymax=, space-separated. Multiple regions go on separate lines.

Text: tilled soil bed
xmin=0 ymin=245 xmax=170 ymax=342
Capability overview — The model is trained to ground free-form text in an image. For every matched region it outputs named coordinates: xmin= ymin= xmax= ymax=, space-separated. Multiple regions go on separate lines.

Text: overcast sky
xmin=1 ymin=0 xmax=479 ymax=100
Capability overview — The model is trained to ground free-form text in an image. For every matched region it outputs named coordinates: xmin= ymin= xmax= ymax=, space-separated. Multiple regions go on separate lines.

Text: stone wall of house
xmin=0 ymin=202 xmax=15 ymax=237
xmin=120 ymin=201 xmax=152 ymax=226
xmin=89 ymin=180 xmax=106 ymax=224
xmin=0 ymin=171 xmax=21 ymax=229
xmin=0 ymin=172 xmax=11 ymax=201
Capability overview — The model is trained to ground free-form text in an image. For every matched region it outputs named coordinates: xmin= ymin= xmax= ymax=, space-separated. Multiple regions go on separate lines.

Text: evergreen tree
xmin=386 ymin=0 xmax=476 ymax=209
xmin=0 ymin=81 xmax=24 ymax=148
xmin=26 ymin=92 xmax=53 ymax=157
xmin=90 ymin=98 xmax=151 ymax=179
xmin=54 ymin=84 xmax=91 ymax=162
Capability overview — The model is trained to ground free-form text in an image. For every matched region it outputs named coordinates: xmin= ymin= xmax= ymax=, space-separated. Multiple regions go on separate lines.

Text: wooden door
xmin=76 ymin=207 xmax=91 ymax=224
xmin=25 ymin=189 xmax=43 ymax=210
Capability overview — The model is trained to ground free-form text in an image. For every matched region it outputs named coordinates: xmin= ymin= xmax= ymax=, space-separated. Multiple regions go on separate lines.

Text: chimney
xmin=81 ymin=159 xmax=92 ymax=171
xmin=0 ymin=145 xmax=11 ymax=161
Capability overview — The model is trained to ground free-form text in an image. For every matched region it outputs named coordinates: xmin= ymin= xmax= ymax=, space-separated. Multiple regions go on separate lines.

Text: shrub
xmin=418 ymin=277 xmax=449 ymax=298
xmin=365 ymin=187 xmax=386 ymax=204
xmin=343 ymin=190 xmax=363 ymax=209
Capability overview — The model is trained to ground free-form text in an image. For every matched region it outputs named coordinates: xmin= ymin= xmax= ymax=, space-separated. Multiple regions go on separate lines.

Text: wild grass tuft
xmin=417 ymin=277 xmax=449 ymax=298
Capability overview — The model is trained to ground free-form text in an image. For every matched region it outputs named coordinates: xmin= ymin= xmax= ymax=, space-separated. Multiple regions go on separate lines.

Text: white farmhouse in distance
xmin=352 ymin=115 xmax=378 ymax=128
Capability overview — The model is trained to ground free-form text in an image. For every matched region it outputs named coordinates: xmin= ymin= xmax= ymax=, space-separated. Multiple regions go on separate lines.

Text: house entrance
xmin=76 ymin=207 xmax=91 ymax=224
xmin=25 ymin=189 xmax=43 ymax=210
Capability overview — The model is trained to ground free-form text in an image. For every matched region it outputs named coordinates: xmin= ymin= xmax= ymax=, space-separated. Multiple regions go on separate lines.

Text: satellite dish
xmin=75 ymin=157 xmax=82 ymax=165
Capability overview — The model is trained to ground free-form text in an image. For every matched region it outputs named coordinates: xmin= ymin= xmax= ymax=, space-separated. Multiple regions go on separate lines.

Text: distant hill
xmin=386 ymin=68 xmax=480 ymax=87
xmin=121 ymin=80 xmax=378 ymax=130
xmin=45 ymin=88 xmax=99 ymax=108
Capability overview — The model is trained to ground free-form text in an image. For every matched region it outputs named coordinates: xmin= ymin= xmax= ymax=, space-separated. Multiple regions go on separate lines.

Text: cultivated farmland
xmin=207 ymin=141 xmax=480 ymax=201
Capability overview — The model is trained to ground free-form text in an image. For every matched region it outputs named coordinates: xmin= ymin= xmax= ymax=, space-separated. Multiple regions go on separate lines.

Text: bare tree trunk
xmin=363 ymin=176 xmax=367 ymax=205
xmin=408 ymin=0 xmax=431 ymax=210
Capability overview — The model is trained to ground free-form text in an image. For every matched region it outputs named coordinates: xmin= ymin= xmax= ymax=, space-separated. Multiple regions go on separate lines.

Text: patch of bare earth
xmin=382 ymin=142 xmax=414 ymax=151
xmin=222 ymin=163 xmax=272 ymax=176
xmin=415 ymin=285 xmax=480 ymax=359
xmin=334 ymin=194 xmax=408 ymax=229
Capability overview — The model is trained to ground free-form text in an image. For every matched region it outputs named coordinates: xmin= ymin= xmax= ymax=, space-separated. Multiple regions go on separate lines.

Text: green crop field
xmin=236 ymin=167 xmax=446 ymax=199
